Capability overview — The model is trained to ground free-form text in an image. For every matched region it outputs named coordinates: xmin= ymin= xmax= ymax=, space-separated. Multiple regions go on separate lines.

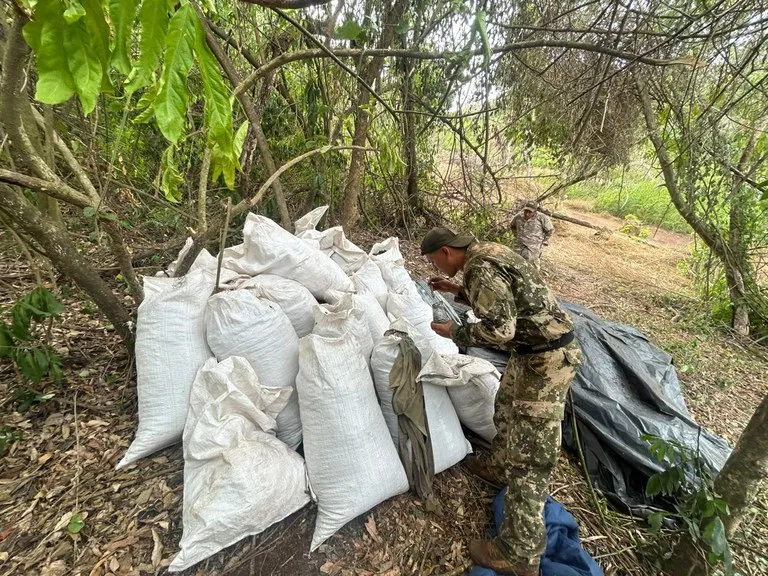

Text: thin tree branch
xmin=239 ymin=0 xmax=331 ymax=6
xmin=266 ymin=8 xmax=399 ymax=121
xmin=234 ymin=41 xmax=688 ymax=96
xmin=172 ymin=145 xmax=373 ymax=277
xmin=0 ymin=168 xmax=92 ymax=208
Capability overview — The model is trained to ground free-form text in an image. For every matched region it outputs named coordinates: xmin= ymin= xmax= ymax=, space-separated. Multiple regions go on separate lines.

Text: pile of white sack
xmin=119 ymin=206 xmax=501 ymax=571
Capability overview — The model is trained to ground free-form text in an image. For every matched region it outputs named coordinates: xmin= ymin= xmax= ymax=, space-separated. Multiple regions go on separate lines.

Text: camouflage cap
xmin=523 ymin=199 xmax=539 ymax=211
xmin=420 ymin=227 xmax=474 ymax=255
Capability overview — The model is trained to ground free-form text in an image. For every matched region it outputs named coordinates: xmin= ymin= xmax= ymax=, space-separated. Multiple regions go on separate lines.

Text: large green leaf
xmin=109 ymin=0 xmax=140 ymax=74
xmin=63 ymin=16 xmax=103 ymax=113
xmin=160 ymin=144 xmax=184 ymax=203
xmin=192 ymin=12 xmax=237 ymax=187
xmin=126 ymin=0 xmax=175 ymax=94
xmin=153 ymin=3 xmax=196 ymax=143
xmin=81 ymin=0 xmax=113 ymax=91
xmin=23 ymin=0 xmax=77 ymax=105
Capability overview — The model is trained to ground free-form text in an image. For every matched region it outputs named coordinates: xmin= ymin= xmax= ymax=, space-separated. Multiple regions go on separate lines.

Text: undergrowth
xmin=568 ymin=166 xmax=692 ymax=234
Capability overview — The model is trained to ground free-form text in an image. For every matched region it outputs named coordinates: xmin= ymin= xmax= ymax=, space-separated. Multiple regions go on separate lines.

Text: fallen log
xmin=539 ymin=207 xmax=609 ymax=232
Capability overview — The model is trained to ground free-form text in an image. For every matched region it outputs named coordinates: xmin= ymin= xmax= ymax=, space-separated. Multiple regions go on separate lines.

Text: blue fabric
xmin=468 ymin=488 xmax=603 ymax=576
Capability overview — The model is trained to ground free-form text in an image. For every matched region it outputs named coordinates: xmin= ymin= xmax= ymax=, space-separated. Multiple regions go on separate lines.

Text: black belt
xmin=515 ymin=331 xmax=575 ymax=355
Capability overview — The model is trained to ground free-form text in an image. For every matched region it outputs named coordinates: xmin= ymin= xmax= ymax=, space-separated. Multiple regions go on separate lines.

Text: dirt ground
xmin=1 ymin=201 xmax=766 ymax=576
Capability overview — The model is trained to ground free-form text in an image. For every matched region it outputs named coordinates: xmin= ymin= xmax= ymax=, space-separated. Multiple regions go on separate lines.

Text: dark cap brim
xmin=445 ymin=234 xmax=474 ymax=248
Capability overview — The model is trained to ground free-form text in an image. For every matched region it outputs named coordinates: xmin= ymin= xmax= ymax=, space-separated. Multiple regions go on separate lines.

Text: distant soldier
xmin=511 ymin=200 xmax=553 ymax=269
xmin=421 ymin=227 xmax=581 ymax=576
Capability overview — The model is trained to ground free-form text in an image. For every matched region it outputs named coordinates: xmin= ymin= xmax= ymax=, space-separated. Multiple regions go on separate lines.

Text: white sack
xmin=169 ymin=357 xmax=310 ymax=572
xmin=235 ymin=274 xmax=318 ymax=337
xmin=387 ymin=291 xmax=459 ymax=355
xmin=221 ymin=213 xmax=353 ymax=299
xmin=205 ymin=290 xmax=302 ymax=449
xmin=315 ymin=293 xmax=374 ymax=360
xmin=370 ymin=325 xmax=471 ymax=473
xmin=369 ymin=237 xmax=414 ymax=294
xmin=350 ymin=258 xmax=389 ymax=310
xmin=161 ymin=238 xmax=241 ymax=283
xmin=419 ymin=354 xmax=500 ymax=443
xmin=297 ymin=321 xmax=408 ymax=551
xmin=118 ymin=269 xmax=214 ymax=468
xmin=294 ymin=206 xmax=368 ymax=273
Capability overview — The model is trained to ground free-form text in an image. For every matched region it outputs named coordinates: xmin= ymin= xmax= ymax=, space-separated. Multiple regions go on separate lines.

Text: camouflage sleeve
xmin=541 ymin=214 xmax=554 ymax=240
xmin=450 ymin=262 xmax=517 ymax=348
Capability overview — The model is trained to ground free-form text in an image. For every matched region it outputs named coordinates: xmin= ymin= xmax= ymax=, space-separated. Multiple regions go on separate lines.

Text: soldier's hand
xmin=430 ymin=320 xmax=454 ymax=338
xmin=428 ymin=276 xmax=461 ymax=295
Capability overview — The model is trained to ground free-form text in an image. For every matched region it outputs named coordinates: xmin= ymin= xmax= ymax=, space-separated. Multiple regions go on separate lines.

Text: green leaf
xmin=336 ymin=20 xmax=364 ymax=42
xmin=646 ymin=474 xmax=662 ymax=497
xmin=714 ymin=499 xmax=730 ymax=516
xmin=67 ymin=512 xmax=85 ymax=534
xmin=81 ymin=0 xmax=113 ymax=92
xmin=11 ymin=305 xmax=32 ymax=341
xmin=160 ymin=144 xmax=184 ymax=203
xmin=703 ymin=517 xmax=728 ymax=556
xmin=109 ymin=0 xmax=140 ymax=74
xmin=23 ymin=0 xmax=78 ymax=105
xmin=476 ymin=10 xmax=491 ymax=68
xmin=99 ymin=212 xmax=118 ymax=221
xmin=15 ymin=349 xmax=44 ymax=383
xmin=233 ymin=120 xmax=249 ymax=159
xmin=134 ymin=83 xmax=159 ymax=123
xmin=153 ymin=3 xmax=197 ymax=143
xmin=193 ymin=12 xmax=237 ymax=187
xmin=62 ymin=13 xmax=103 ymax=113
xmin=126 ymin=0 xmax=174 ymax=93
xmin=83 ymin=206 xmax=97 ymax=217
xmin=0 ymin=324 xmax=14 ymax=359
xmin=63 ymin=0 xmax=86 ymax=23
xmin=647 ymin=512 xmax=664 ymax=532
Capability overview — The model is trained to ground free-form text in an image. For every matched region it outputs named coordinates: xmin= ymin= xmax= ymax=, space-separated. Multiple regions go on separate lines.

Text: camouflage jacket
xmin=511 ymin=211 xmax=554 ymax=251
xmin=450 ymin=241 xmax=573 ymax=350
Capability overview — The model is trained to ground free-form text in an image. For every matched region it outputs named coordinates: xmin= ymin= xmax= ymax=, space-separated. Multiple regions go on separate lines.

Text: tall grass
xmin=568 ymin=167 xmax=692 ymax=234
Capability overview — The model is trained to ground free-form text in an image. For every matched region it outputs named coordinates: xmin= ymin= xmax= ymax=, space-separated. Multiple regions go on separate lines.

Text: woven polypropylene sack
xmin=236 ymin=274 xmax=318 ymax=337
xmin=294 ymin=206 xmax=368 ymax=274
xmin=369 ymin=237 xmax=414 ymax=294
xmin=205 ymin=290 xmax=302 ymax=449
xmin=297 ymin=324 xmax=408 ymax=551
xmin=419 ymin=354 xmax=500 ymax=443
xmin=169 ymin=357 xmax=310 ymax=572
xmin=314 ymin=293 xmax=374 ymax=361
xmin=371 ymin=326 xmax=471 ymax=473
xmin=350 ymin=258 xmax=389 ymax=310
xmin=221 ymin=213 xmax=353 ymax=299
xmin=117 ymin=269 xmax=214 ymax=468
xmin=387 ymin=291 xmax=459 ymax=355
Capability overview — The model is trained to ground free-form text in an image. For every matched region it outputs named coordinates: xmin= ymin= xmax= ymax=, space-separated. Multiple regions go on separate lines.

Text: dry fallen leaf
xmin=365 ymin=515 xmax=382 ymax=544
xmin=109 ymin=556 xmax=120 ymax=572
xmin=151 ymin=528 xmax=163 ymax=567
xmin=320 ymin=560 xmax=335 ymax=574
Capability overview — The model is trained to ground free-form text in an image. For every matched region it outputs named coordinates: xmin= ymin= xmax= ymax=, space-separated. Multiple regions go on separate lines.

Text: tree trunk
xmin=0 ymin=185 xmax=134 ymax=348
xmin=340 ymin=0 xmax=408 ymax=230
xmin=341 ymin=97 xmax=373 ymax=229
xmin=401 ymin=57 xmax=422 ymax=219
xmin=665 ymin=393 xmax=768 ymax=574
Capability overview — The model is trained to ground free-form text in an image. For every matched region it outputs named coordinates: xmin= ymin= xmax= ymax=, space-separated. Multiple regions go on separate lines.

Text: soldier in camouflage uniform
xmin=511 ymin=200 xmax=554 ymax=269
xmin=421 ymin=227 xmax=581 ymax=576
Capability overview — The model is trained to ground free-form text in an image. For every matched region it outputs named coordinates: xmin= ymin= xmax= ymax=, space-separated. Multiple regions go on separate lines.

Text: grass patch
xmin=569 ymin=166 xmax=692 ymax=234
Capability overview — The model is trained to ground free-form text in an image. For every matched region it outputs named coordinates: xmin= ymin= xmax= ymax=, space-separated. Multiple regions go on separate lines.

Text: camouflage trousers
xmin=489 ymin=340 xmax=582 ymax=562
xmin=515 ymin=245 xmax=542 ymax=270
